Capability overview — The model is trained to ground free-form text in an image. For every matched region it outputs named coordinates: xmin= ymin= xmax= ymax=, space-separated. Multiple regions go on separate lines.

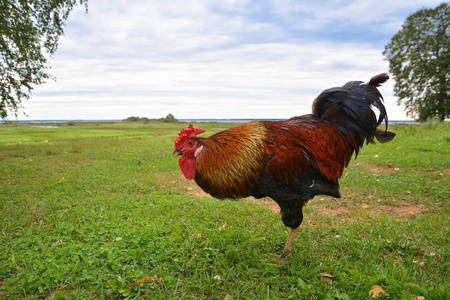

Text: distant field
xmin=0 ymin=121 xmax=448 ymax=299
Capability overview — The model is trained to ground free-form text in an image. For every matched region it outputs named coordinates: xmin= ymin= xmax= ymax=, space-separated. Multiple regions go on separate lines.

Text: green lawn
xmin=0 ymin=121 xmax=448 ymax=299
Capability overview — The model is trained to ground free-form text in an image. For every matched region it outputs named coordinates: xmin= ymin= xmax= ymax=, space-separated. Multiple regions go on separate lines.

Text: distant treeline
xmin=122 ymin=114 xmax=178 ymax=123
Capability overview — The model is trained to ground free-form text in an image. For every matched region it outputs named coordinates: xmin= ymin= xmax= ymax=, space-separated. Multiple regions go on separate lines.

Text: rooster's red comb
xmin=174 ymin=124 xmax=206 ymax=148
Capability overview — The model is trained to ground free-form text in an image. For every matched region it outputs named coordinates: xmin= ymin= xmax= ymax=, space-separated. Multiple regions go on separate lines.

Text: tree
xmin=0 ymin=0 xmax=88 ymax=119
xmin=163 ymin=113 xmax=178 ymax=122
xmin=383 ymin=3 xmax=449 ymax=122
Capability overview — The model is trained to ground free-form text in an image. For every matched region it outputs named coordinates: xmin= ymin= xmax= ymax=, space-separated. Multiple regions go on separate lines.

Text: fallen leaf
xmin=369 ymin=285 xmax=388 ymax=298
xmin=135 ymin=276 xmax=153 ymax=285
xmin=134 ymin=275 xmax=162 ymax=285
xmin=320 ymin=273 xmax=333 ymax=283
xmin=361 ymin=203 xmax=370 ymax=209
xmin=409 ymin=297 xmax=425 ymax=300
xmin=58 ymin=177 xmax=66 ymax=184
xmin=413 ymin=260 xmax=425 ymax=267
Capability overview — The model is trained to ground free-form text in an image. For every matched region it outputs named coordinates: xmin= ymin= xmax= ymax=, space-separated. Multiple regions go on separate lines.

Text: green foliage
xmin=122 ymin=116 xmax=143 ymax=122
xmin=0 ymin=121 xmax=448 ymax=299
xmin=383 ymin=3 xmax=450 ymax=122
xmin=162 ymin=113 xmax=178 ymax=123
xmin=122 ymin=114 xmax=178 ymax=123
xmin=0 ymin=0 xmax=88 ymax=119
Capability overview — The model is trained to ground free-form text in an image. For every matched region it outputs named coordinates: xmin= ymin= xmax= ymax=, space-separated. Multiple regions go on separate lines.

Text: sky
xmin=18 ymin=0 xmax=444 ymax=121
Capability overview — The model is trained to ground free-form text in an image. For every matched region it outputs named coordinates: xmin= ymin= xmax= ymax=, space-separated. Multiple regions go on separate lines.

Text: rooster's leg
xmin=280 ymin=227 xmax=299 ymax=259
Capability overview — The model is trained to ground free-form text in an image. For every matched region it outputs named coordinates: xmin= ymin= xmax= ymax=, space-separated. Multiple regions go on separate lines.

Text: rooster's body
xmin=174 ymin=74 xmax=396 ymax=258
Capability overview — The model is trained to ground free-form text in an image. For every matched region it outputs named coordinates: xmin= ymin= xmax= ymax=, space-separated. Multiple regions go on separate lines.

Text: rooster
xmin=173 ymin=74 xmax=396 ymax=258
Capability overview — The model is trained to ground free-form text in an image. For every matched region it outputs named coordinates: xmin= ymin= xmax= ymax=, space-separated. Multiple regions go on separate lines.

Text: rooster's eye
xmin=188 ymin=141 xmax=195 ymax=147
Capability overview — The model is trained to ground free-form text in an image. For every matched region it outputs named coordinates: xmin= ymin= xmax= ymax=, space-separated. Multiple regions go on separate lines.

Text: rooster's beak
xmin=173 ymin=149 xmax=183 ymax=157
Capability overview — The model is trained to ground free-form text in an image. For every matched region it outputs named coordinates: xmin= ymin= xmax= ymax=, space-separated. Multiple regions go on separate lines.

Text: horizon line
xmin=1 ymin=118 xmax=419 ymax=124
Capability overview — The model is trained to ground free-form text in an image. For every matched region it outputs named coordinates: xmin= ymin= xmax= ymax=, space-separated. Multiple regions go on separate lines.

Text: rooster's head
xmin=173 ymin=124 xmax=206 ymax=179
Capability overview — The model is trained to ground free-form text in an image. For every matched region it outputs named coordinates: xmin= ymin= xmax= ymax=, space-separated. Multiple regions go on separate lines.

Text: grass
xmin=0 ymin=121 xmax=449 ymax=299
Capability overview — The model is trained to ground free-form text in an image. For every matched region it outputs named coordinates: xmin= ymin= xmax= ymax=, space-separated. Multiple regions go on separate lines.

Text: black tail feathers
xmin=312 ymin=73 xmax=395 ymax=147
xmin=368 ymin=73 xmax=389 ymax=87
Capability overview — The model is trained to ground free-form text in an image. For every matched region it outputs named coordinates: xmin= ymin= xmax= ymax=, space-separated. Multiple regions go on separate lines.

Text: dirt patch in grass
xmin=432 ymin=167 xmax=450 ymax=176
xmin=367 ymin=164 xmax=401 ymax=173
xmin=245 ymin=197 xmax=429 ymax=219
xmin=186 ymin=189 xmax=212 ymax=198
xmin=246 ymin=197 xmax=280 ymax=213
xmin=169 ymin=172 xmax=429 ymax=218
xmin=309 ymin=203 xmax=349 ymax=216
xmin=308 ymin=200 xmax=427 ymax=219
xmin=367 ymin=163 xmax=450 ymax=177
xmin=169 ymin=173 xmax=213 ymax=198
xmin=363 ymin=203 xmax=425 ymax=217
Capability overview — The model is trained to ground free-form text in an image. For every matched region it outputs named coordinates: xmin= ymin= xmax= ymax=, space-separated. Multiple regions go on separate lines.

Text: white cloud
xmin=31 ymin=41 xmax=392 ymax=119
xmin=273 ymin=0 xmax=443 ymax=31
xmin=20 ymin=0 xmax=443 ymax=121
